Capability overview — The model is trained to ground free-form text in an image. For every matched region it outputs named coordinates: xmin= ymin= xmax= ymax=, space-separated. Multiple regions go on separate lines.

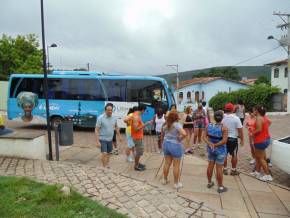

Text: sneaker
xmin=138 ymin=163 xmax=146 ymax=169
xmin=185 ymin=147 xmax=193 ymax=154
xmin=259 ymin=175 xmax=273 ymax=182
xmin=127 ymin=156 xmax=134 ymax=162
xmin=112 ymin=149 xmax=119 ymax=155
xmin=230 ymin=170 xmax=240 ymax=176
xmin=217 ymin=186 xmax=228 ymax=193
xmin=250 ymin=171 xmax=261 ymax=178
xmin=207 ymin=182 xmax=214 ymax=189
xmin=249 ymin=159 xmax=255 ymax=165
xmin=174 ymin=182 xmax=183 ymax=189
xmin=161 ymin=178 xmax=169 ymax=185
xmin=223 ymin=169 xmax=228 ymax=175
xmin=134 ymin=165 xmax=145 ymax=171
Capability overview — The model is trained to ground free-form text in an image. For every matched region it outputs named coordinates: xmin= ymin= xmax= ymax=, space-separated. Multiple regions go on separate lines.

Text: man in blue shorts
xmin=95 ymin=103 xmax=121 ymax=168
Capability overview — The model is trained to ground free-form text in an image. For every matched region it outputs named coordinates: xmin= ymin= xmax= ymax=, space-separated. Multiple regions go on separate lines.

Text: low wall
xmin=0 ymin=131 xmax=48 ymax=160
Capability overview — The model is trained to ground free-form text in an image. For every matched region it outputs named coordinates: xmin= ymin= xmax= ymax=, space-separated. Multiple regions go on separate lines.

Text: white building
xmin=266 ymin=59 xmax=288 ymax=93
xmin=173 ymin=77 xmax=248 ymax=111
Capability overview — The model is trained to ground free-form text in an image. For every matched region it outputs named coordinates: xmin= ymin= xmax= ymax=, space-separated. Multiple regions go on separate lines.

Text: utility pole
xmin=87 ymin=63 xmax=90 ymax=71
xmin=272 ymin=12 xmax=290 ymax=113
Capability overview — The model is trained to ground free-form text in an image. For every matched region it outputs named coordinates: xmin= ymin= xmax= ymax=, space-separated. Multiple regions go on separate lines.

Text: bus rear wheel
xmin=50 ymin=116 xmax=63 ymax=129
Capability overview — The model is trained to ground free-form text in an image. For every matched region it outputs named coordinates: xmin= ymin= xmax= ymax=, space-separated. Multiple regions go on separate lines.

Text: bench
xmin=0 ymin=131 xmax=48 ymax=160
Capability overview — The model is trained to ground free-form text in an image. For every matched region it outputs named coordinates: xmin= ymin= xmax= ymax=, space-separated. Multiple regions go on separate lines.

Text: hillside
xmin=159 ymin=66 xmax=271 ymax=85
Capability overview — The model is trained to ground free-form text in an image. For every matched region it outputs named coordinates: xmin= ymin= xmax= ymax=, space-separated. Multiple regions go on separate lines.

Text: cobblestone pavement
xmin=0 ymin=156 xmax=226 ymax=218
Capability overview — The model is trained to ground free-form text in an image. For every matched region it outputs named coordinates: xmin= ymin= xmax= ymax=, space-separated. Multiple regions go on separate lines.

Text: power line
xmin=234 ymin=46 xmax=281 ymax=66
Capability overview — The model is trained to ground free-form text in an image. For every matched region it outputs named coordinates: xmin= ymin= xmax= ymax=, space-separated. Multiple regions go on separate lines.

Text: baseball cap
xmin=224 ymin=102 xmax=234 ymax=111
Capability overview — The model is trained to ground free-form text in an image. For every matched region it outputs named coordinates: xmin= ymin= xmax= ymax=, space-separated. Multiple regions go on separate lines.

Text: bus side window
xmin=101 ymin=79 xmax=126 ymax=102
xmin=13 ymin=78 xmax=44 ymax=98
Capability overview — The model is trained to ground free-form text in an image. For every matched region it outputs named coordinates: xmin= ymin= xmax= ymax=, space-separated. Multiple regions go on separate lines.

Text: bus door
xmin=126 ymin=80 xmax=169 ymax=124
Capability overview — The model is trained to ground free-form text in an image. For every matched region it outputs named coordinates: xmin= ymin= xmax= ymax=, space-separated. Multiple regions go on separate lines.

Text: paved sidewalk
xmin=0 ymin=156 xmax=225 ymax=218
xmin=2 ymin=114 xmax=290 ymax=217
xmin=59 ymin=149 xmax=290 ymax=218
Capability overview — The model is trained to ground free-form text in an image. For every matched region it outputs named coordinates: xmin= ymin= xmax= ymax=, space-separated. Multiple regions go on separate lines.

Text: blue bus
xmin=7 ymin=71 xmax=175 ymax=128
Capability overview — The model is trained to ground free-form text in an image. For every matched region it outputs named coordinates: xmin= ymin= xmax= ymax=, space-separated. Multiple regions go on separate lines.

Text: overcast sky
xmin=1 ymin=0 xmax=290 ymax=75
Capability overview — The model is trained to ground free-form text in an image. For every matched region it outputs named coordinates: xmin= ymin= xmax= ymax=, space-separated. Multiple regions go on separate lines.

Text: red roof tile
xmin=174 ymin=77 xmax=220 ymax=89
xmin=265 ymin=59 xmax=288 ymax=66
xmin=174 ymin=77 xmax=248 ymax=89
xmin=241 ymin=79 xmax=257 ymax=85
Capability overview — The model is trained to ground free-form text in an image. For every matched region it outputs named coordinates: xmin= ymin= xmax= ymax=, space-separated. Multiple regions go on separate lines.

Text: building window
xmin=284 ymin=89 xmax=288 ymax=94
xmin=187 ymin=91 xmax=192 ymax=103
xmin=274 ymin=68 xmax=279 ymax=78
xmin=285 ymin=67 xmax=288 ymax=78
xmin=179 ymin=92 xmax=183 ymax=99
xmin=195 ymin=91 xmax=199 ymax=102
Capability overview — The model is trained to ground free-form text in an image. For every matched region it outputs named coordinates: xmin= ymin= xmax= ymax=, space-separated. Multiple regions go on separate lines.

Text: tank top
xmin=131 ymin=111 xmax=143 ymax=140
xmin=155 ymin=114 xmax=165 ymax=133
xmin=207 ymin=123 xmax=226 ymax=151
xmin=183 ymin=114 xmax=193 ymax=129
xmin=125 ymin=113 xmax=133 ymax=135
xmin=235 ymin=105 xmax=245 ymax=119
xmin=0 ymin=115 xmax=4 ymax=126
xmin=194 ymin=109 xmax=205 ymax=126
xmin=202 ymin=106 xmax=208 ymax=116
xmin=254 ymin=116 xmax=270 ymax=144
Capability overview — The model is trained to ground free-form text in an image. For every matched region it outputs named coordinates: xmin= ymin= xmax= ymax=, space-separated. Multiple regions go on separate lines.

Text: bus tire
xmin=50 ymin=116 xmax=63 ymax=129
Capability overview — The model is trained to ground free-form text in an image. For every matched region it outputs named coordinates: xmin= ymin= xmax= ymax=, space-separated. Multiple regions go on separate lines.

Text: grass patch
xmin=0 ymin=176 xmax=127 ymax=218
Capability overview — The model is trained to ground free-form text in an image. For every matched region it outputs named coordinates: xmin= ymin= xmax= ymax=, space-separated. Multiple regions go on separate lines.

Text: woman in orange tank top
xmin=252 ymin=106 xmax=273 ymax=182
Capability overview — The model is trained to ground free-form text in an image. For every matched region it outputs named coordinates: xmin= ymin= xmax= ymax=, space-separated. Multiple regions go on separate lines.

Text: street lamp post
xmin=166 ymin=64 xmax=179 ymax=108
xmin=47 ymin=43 xmax=57 ymax=72
xmin=40 ymin=0 xmax=53 ymax=160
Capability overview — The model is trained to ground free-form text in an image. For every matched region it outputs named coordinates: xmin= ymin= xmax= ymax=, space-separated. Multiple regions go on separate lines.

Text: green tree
xmin=254 ymin=75 xmax=270 ymax=85
xmin=192 ymin=67 xmax=241 ymax=81
xmin=0 ymin=34 xmax=42 ymax=80
xmin=73 ymin=68 xmax=88 ymax=71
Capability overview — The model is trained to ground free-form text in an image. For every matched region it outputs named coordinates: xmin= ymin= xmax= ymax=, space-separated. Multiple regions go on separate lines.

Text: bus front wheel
xmin=50 ymin=116 xmax=63 ymax=129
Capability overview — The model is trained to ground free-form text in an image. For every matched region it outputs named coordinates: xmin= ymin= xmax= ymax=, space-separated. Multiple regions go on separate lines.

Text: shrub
xmin=209 ymin=84 xmax=280 ymax=112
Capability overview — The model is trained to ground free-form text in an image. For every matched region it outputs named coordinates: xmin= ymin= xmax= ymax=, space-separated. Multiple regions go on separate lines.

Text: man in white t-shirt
xmin=222 ymin=102 xmax=244 ymax=176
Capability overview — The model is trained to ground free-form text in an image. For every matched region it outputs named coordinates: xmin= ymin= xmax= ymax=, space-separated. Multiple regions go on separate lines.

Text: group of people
xmin=95 ymin=100 xmax=273 ymax=192
xmin=95 ymin=103 xmax=152 ymax=171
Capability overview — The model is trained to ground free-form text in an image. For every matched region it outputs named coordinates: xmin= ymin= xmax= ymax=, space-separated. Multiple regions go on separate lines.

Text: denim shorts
xmin=254 ymin=138 xmax=270 ymax=150
xmin=100 ymin=140 xmax=113 ymax=153
xmin=194 ymin=123 xmax=205 ymax=129
xmin=126 ymin=133 xmax=135 ymax=148
xmin=207 ymin=146 xmax=227 ymax=165
xmin=162 ymin=140 xmax=183 ymax=159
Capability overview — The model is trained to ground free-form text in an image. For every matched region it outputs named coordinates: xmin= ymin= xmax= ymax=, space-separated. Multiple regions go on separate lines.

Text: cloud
xmin=0 ymin=0 xmax=289 ymax=75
